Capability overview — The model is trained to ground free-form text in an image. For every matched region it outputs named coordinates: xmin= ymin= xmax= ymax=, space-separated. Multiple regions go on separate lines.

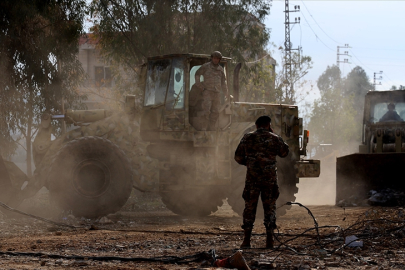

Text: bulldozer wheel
xmin=48 ymin=136 xmax=132 ymax=218
xmin=227 ymin=156 xmax=299 ymax=218
xmin=160 ymin=188 xmax=224 ymax=216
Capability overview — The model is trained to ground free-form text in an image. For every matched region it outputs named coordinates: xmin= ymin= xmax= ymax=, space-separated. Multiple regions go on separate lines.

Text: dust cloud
xmin=296 ymin=141 xmax=359 ymax=205
xmin=296 ymin=165 xmax=336 ymax=205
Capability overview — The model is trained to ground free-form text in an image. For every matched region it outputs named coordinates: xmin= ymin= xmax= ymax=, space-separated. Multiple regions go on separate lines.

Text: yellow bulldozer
xmin=0 ymin=53 xmax=320 ymax=218
xmin=337 ymin=90 xmax=405 ymax=206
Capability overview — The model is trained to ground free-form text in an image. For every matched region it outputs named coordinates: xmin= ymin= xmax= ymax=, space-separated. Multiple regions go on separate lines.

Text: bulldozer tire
xmin=48 ymin=136 xmax=132 ymax=218
xmin=160 ymin=188 xmax=224 ymax=216
xmin=227 ymin=156 xmax=299 ymax=218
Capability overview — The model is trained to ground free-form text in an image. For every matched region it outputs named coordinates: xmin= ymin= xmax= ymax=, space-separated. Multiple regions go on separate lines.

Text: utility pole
xmin=337 ymin=44 xmax=351 ymax=70
xmin=336 ymin=44 xmax=351 ymax=91
xmin=284 ymin=0 xmax=300 ymax=104
xmin=373 ymin=71 xmax=383 ymax=90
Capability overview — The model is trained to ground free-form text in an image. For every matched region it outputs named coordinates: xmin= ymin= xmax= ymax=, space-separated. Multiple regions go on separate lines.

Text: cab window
xmin=144 ymin=58 xmax=185 ymax=110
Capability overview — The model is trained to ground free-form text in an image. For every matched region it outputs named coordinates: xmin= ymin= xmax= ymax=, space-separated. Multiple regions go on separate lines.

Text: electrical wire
xmin=0 ymin=201 xmax=79 ymax=229
xmin=298 ymin=8 xmax=335 ymax=52
xmin=348 ymin=52 xmax=397 ymax=88
xmin=300 ymin=0 xmax=342 ymax=45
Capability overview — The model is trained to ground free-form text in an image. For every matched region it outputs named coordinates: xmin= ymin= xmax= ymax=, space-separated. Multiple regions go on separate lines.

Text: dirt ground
xmin=0 ymin=194 xmax=404 ymax=270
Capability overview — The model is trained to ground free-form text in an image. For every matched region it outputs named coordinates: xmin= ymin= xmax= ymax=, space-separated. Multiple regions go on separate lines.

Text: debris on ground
xmin=337 ymin=188 xmax=405 ymax=207
xmin=368 ymin=188 xmax=405 ymax=206
xmin=0 ymin=204 xmax=404 ymax=269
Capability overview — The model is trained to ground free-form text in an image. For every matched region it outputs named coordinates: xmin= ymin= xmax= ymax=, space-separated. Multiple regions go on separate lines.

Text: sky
xmin=265 ymin=0 xmax=405 ymax=102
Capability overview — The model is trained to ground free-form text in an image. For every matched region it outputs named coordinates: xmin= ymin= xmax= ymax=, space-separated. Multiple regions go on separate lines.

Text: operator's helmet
xmin=211 ymin=51 xmax=223 ymax=59
xmin=388 ymin=103 xmax=395 ymax=110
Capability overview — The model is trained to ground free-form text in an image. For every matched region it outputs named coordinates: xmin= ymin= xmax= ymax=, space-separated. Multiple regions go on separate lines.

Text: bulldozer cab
xmin=365 ymin=90 xmax=405 ymax=124
xmin=142 ymin=54 xmax=230 ymax=132
xmin=361 ymin=90 xmax=405 ymax=152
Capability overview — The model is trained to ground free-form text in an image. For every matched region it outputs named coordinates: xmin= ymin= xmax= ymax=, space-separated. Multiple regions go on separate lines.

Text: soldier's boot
xmin=240 ymin=229 xmax=252 ymax=248
xmin=266 ymin=229 xmax=274 ymax=249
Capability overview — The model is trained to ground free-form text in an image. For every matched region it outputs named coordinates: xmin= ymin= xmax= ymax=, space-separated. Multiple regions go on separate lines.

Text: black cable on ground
xmin=286 ymin=202 xmax=322 ymax=248
xmin=0 ymin=250 xmax=215 ymax=264
xmin=0 ymin=201 xmax=79 ymax=229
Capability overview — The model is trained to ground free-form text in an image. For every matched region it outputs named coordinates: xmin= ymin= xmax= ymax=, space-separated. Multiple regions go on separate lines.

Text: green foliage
xmin=308 ymin=87 xmax=357 ymax=147
xmin=343 ymin=66 xmax=373 ymax=124
xmin=390 ymin=85 xmax=405 ymax=90
xmin=316 ymin=65 xmax=341 ymax=94
xmin=89 ymin=0 xmax=272 ymax=97
xmin=309 ymin=65 xmax=372 ymax=150
xmin=91 ymin=0 xmax=270 ymax=63
xmin=240 ymin=56 xmax=277 ymax=103
xmin=0 ymin=0 xmax=86 ymax=169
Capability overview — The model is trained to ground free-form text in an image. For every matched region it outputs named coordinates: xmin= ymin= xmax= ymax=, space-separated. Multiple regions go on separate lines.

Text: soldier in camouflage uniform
xmin=195 ymin=51 xmax=229 ymax=131
xmin=234 ymin=115 xmax=289 ymax=249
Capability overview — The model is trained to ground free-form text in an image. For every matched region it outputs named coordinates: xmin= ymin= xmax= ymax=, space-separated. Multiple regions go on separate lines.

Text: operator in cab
xmin=379 ymin=103 xmax=403 ymax=122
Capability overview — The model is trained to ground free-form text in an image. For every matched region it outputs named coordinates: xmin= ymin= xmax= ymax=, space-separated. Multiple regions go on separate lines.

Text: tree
xmin=343 ymin=66 xmax=373 ymax=123
xmin=90 ymin=0 xmax=270 ymax=63
xmin=240 ymin=54 xmax=277 ymax=103
xmin=390 ymin=85 xmax=405 ymax=90
xmin=316 ymin=65 xmax=341 ymax=94
xmin=0 ymin=0 xmax=87 ymax=175
xmin=308 ymin=65 xmax=358 ymax=150
xmin=308 ymin=87 xmax=357 ymax=147
xmin=89 ymin=0 xmax=271 ymax=98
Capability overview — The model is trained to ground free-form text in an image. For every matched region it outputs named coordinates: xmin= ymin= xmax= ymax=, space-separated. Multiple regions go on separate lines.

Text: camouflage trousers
xmin=241 ymin=178 xmax=279 ymax=230
xmin=201 ymin=90 xmax=220 ymax=130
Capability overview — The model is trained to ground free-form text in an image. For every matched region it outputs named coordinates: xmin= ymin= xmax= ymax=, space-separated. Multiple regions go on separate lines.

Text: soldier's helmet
xmin=211 ymin=51 xmax=223 ymax=59
xmin=388 ymin=103 xmax=395 ymax=110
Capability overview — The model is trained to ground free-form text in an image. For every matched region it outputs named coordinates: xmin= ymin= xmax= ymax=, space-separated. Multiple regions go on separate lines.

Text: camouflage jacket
xmin=195 ymin=61 xmax=228 ymax=94
xmin=234 ymin=128 xmax=289 ymax=176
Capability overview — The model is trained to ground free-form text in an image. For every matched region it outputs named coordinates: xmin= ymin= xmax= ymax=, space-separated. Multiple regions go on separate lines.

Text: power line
xmin=380 ymin=72 xmax=397 ymax=89
xmin=349 ymin=50 xmax=375 ymax=73
xmin=300 ymin=0 xmax=342 ymax=45
xmin=349 ymin=56 xmax=405 ymax=61
xmin=344 ymin=53 xmax=395 ymax=88
xmin=352 ymin=47 xmax=405 ymax=52
xmin=299 ymin=9 xmax=335 ymax=52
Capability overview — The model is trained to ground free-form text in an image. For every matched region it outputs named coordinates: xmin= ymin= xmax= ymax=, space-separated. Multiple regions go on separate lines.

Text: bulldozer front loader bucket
xmin=0 ymin=156 xmax=28 ymax=207
xmin=336 ymin=153 xmax=405 ymax=204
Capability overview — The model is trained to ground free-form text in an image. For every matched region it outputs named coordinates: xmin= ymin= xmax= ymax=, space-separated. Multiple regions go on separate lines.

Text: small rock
xmin=55 ymin=231 xmax=62 ymax=236
xmin=325 ymin=262 xmax=340 ymax=267
xmin=71 ymin=260 xmax=89 ymax=267
xmin=99 ymin=216 xmax=113 ymax=224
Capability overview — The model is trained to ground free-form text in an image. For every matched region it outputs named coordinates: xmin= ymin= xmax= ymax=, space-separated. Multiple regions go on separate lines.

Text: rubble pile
xmin=368 ymin=188 xmax=405 ymax=206
xmin=337 ymin=188 xmax=405 ymax=207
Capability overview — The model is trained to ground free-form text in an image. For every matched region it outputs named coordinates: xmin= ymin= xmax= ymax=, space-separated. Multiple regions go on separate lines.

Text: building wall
xmin=77 ymin=36 xmax=115 ymax=109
